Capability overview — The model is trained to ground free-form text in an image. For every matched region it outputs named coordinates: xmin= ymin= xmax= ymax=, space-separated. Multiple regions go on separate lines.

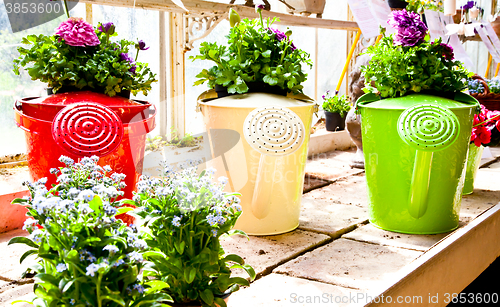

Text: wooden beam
xmin=79 ymin=0 xmax=359 ymax=31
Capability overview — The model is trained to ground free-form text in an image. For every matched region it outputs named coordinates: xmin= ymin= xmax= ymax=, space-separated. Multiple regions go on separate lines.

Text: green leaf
xmin=8 ymin=236 xmax=39 ymax=249
xmin=116 ymin=206 xmax=134 ymax=215
xmin=214 ymin=297 xmax=227 ymax=307
xmin=88 ymin=195 xmax=103 ymax=212
xmin=223 ymin=254 xmax=244 ymax=264
xmin=20 ymin=249 xmax=38 ymax=264
xmin=184 ymin=266 xmax=196 ymax=284
xmin=200 ymin=289 xmax=214 ymax=305
xmin=34 ymin=273 xmax=59 ymax=287
xmin=11 ymin=198 xmax=28 ymax=204
xmin=144 ymin=280 xmax=170 ymax=294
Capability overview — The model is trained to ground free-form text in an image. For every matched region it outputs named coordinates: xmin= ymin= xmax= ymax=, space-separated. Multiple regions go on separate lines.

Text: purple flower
xmin=136 ymin=40 xmax=149 ymax=51
xmin=432 ymin=42 xmax=455 ymax=61
xmin=461 ymin=1 xmax=475 ymax=10
xmin=267 ymin=27 xmax=296 ymax=51
xmin=388 ymin=9 xmax=427 ymax=47
xmin=120 ymin=53 xmax=137 ymax=74
xmin=55 ymin=18 xmax=100 ymax=47
xmin=98 ymin=22 xmax=115 ymax=35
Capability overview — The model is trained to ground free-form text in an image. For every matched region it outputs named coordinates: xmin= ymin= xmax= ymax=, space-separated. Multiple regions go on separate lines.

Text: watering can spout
xmin=397 ymin=104 xmax=460 ymax=220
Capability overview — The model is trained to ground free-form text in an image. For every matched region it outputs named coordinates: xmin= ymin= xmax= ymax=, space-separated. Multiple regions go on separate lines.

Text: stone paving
xmin=1 ymin=147 xmax=500 ymax=306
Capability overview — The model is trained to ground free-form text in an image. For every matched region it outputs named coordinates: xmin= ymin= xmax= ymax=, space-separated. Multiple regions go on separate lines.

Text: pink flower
xmin=55 ymin=18 xmax=100 ymax=47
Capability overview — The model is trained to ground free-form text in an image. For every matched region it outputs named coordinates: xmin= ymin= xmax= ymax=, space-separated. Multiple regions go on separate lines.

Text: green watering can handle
xmin=397 ymin=104 xmax=460 ymax=219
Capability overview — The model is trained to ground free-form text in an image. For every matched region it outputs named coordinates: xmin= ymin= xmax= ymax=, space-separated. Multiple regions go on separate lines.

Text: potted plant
xmin=13 ymin=17 xmax=156 ymax=97
xmin=463 ymin=105 xmax=500 ymax=194
xmin=356 ymin=9 xmax=479 ymax=234
xmin=321 ymin=91 xmax=351 ymax=131
xmin=191 ymin=8 xmax=318 ymax=235
xmin=131 ymin=162 xmax=256 ymax=307
xmin=8 ymin=155 xmax=171 ymax=306
xmin=190 ymin=7 xmax=312 ymax=96
xmin=12 ymin=17 xmax=159 ymax=199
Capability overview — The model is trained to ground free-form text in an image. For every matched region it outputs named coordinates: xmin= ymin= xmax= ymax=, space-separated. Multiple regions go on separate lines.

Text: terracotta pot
xmin=491 ymin=18 xmax=500 ymax=38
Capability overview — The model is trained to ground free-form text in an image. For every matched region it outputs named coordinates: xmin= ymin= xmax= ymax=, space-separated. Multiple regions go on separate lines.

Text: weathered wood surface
xmin=78 ymin=0 xmax=359 ymax=30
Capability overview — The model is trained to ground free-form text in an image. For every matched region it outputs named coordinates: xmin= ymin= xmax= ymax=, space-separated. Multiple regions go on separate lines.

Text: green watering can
xmin=357 ymin=93 xmax=479 ymax=234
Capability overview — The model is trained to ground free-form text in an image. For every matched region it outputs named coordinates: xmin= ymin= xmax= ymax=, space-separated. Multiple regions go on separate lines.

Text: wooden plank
xmin=79 ymin=0 xmax=359 ymax=30
xmin=365 ymin=203 xmax=500 ymax=307
xmin=168 ymin=12 xmax=186 ymax=139
xmin=159 ymin=11 xmax=168 ymax=137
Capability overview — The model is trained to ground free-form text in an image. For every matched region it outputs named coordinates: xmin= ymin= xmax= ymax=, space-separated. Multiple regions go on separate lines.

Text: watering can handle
xmin=251 ymin=155 xmax=276 ymax=219
xmin=397 ymin=104 xmax=461 ymax=219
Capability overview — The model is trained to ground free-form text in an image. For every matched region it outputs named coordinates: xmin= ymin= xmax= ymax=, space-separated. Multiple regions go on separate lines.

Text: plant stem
xmin=96 ymin=272 xmax=104 ymax=307
xmin=63 ymin=0 xmax=70 ymax=18
xmin=473 ymin=113 xmax=500 ymax=127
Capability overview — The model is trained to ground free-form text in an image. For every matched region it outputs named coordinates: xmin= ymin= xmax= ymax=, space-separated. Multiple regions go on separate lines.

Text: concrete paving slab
xmin=220 ymin=229 xmax=331 ymax=279
xmin=303 ymin=175 xmax=330 ymax=193
xmin=342 ymin=224 xmax=448 ymax=252
xmin=275 ymin=238 xmax=422 ymax=291
xmin=228 ymin=273 xmax=363 ymax=307
xmin=473 ymin=169 xmax=500 ymax=191
xmin=0 ymin=229 xmax=36 ymax=281
xmin=305 ymin=149 xmax=364 ymax=182
xmin=460 ymin=188 xmax=500 ymax=224
xmin=298 ymin=197 xmax=368 ymax=237
xmin=302 ymin=174 xmax=368 ymax=209
xmin=0 ymin=283 xmax=33 ymax=306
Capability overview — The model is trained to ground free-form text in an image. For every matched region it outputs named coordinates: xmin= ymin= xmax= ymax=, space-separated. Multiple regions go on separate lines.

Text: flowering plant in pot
xmin=190 ymin=7 xmax=312 ymax=96
xmin=8 ymin=155 xmax=171 ymax=306
xmin=321 ymin=91 xmax=351 ymax=131
xmin=463 ymin=105 xmax=500 ymax=194
xmin=13 ymin=18 xmax=156 ymax=97
xmin=131 ymin=161 xmax=256 ymax=307
xmin=361 ymin=9 xmax=471 ymax=98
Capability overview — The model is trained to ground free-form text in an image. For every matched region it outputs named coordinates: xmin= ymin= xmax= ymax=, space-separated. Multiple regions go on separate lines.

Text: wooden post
xmin=159 ymin=11 xmax=168 ymax=137
xmin=85 ymin=3 xmax=93 ymax=23
xmin=167 ymin=12 xmax=186 ymax=140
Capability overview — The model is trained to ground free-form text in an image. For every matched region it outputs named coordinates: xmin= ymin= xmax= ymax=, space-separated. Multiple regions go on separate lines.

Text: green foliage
xmin=189 ymin=10 xmax=312 ymax=95
xmin=361 ymin=36 xmax=472 ymax=98
xmin=134 ymin=163 xmax=255 ymax=306
xmin=406 ymin=0 xmax=443 ymax=13
xmin=12 ymin=22 xmax=157 ymax=97
xmin=9 ymin=155 xmax=171 ymax=306
xmin=321 ymin=92 xmax=351 ymax=116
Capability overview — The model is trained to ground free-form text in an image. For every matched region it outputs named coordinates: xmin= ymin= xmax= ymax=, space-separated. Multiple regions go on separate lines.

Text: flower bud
xmin=229 ymin=8 xmax=240 ymax=27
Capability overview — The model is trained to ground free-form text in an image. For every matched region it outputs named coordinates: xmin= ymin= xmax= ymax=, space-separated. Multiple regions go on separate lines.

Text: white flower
xmin=58 ymin=155 xmax=74 ymax=165
xmin=56 ymin=263 xmax=67 ymax=273
xmin=78 ymin=190 xmax=95 ymax=202
xmin=132 ymin=239 xmax=148 ymax=250
xmin=22 ymin=219 xmax=38 ymax=231
xmin=85 ymin=263 xmax=101 ymax=277
xmin=128 ymin=251 xmax=143 ymax=262
xmin=30 ymin=229 xmax=44 ymax=244
xmin=103 ymin=245 xmax=119 ymax=255
xmin=103 ymin=165 xmax=112 ymax=172
xmin=218 ymin=176 xmax=228 ymax=185
xmin=172 ymin=215 xmax=182 ymax=227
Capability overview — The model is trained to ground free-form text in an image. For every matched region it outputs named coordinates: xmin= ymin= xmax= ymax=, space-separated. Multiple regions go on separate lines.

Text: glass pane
xmin=92 ymin=5 xmax=160 ymax=135
xmin=0 ymin=3 xmax=86 ymax=156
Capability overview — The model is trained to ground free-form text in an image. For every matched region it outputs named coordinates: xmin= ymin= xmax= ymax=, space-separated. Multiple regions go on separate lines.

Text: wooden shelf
xmin=79 ymin=0 xmax=359 ymax=31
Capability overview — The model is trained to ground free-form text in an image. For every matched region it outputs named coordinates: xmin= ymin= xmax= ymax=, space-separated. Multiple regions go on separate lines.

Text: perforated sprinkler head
xmin=52 ymin=102 xmax=124 ymax=157
xmin=243 ymin=106 xmax=305 ymax=156
xmin=397 ymin=104 xmax=460 ymax=152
